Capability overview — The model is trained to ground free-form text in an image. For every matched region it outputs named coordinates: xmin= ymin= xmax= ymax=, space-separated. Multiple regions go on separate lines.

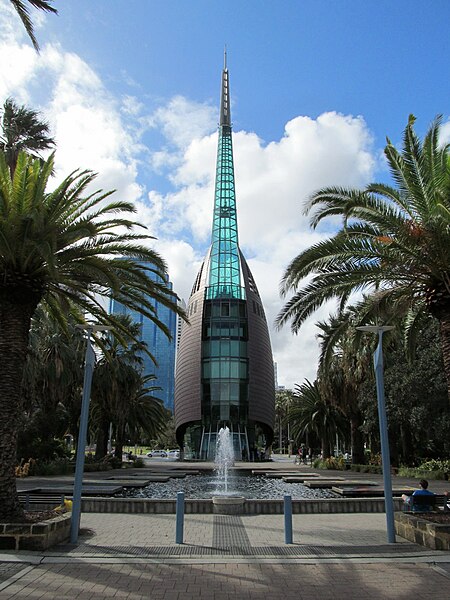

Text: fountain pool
xmin=121 ymin=472 xmax=339 ymax=501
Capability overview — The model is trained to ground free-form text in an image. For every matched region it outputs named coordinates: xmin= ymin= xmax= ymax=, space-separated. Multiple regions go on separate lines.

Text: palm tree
xmin=91 ymin=316 xmax=148 ymax=460
xmin=315 ymin=306 xmax=375 ymax=464
xmin=277 ymin=116 xmax=450 ymax=399
xmin=288 ymin=380 xmax=346 ymax=459
xmin=113 ymin=373 xmax=166 ymax=459
xmin=0 ymin=151 xmax=185 ymax=521
xmin=0 ymin=97 xmax=55 ymax=177
xmin=10 ymin=0 xmax=57 ymax=51
xmin=20 ymin=307 xmax=84 ymax=460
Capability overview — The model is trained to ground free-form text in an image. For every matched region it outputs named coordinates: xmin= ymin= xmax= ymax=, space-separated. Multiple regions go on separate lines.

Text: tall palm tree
xmin=277 ymin=116 xmax=450 ymax=399
xmin=0 ymin=98 xmax=55 ymax=177
xmin=315 ymin=306 xmax=376 ymax=464
xmin=113 ymin=373 xmax=166 ymax=459
xmin=10 ymin=0 xmax=57 ymax=51
xmin=288 ymin=380 xmax=346 ymax=459
xmin=0 ymin=151 xmax=185 ymax=521
xmin=91 ymin=316 xmax=148 ymax=460
xmin=20 ymin=307 xmax=84 ymax=458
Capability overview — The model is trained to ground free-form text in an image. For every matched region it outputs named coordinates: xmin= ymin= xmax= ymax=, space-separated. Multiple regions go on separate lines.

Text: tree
xmin=0 ymin=98 xmax=55 ymax=177
xmin=9 ymin=0 xmax=57 ymax=51
xmin=91 ymin=316 xmax=149 ymax=460
xmin=19 ymin=307 xmax=84 ymax=461
xmin=359 ymin=317 xmax=450 ymax=464
xmin=275 ymin=389 xmax=294 ymax=453
xmin=315 ymin=306 xmax=375 ymax=464
xmin=0 ymin=151 xmax=185 ymax=521
xmin=287 ymin=380 xmax=346 ymax=459
xmin=277 ymin=116 xmax=450 ymax=399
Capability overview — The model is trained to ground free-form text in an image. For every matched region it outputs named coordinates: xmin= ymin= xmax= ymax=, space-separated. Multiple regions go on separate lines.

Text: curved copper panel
xmin=175 ymin=249 xmax=275 ymax=436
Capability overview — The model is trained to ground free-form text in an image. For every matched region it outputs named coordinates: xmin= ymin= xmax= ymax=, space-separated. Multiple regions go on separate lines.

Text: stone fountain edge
xmin=74 ymin=497 xmax=404 ymax=514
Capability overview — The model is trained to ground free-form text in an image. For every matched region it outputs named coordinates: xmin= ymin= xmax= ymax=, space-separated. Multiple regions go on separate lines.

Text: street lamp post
xmin=70 ymin=324 xmax=111 ymax=544
xmin=356 ymin=325 xmax=396 ymax=544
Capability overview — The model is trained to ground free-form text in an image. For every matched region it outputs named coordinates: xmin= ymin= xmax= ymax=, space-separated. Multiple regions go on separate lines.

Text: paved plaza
xmin=1 ymin=460 xmax=450 ymax=598
xmin=1 ymin=512 xmax=450 ymax=599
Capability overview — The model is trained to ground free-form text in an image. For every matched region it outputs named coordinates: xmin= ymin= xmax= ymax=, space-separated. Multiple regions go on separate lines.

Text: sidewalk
xmin=1 ymin=512 xmax=450 ymax=599
xmin=3 ymin=460 xmax=450 ymax=598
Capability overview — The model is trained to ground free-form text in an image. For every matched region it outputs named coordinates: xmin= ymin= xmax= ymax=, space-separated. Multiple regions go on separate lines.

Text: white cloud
xmin=146 ymin=95 xmax=216 ymax=150
xmin=0 ymin=7 xmax=377 ymax=389
xmin=144 ymin=110 xmax=375 ymax=388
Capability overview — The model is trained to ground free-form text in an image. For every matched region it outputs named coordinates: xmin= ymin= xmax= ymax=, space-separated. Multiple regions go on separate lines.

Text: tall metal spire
xmin=207 ymin=54 xmax=243 ymax=300
xmin=220 ymin=47 xmax=231 ymax=126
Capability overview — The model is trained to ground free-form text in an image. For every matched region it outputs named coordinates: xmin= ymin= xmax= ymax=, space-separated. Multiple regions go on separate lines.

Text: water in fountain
xmin=214 ymin=426 xmax=235 ymax=495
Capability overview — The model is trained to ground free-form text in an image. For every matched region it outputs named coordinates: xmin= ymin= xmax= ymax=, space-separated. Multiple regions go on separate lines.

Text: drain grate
xmin=53 ymin=543 xmax=423 ymax=557
xmin=212 ymin=515 xmax=252 ymax=549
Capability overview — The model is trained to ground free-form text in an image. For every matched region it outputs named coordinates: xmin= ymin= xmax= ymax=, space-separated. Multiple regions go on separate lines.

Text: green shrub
xmin=350 ymin=464 xmax=382 ymax=474
xmin=417 ymin=459 xmax=450 ymax=472
xmin=33 ymin=458 xmax=74 ymax=476
xmin=132 ymin=457 xmax=145 ymax=468
xmin=397 ymin=466 xmax=448 ymax=480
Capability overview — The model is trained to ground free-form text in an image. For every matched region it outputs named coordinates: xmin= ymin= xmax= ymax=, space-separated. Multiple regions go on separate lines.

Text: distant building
xmin=109 ymin=264 xmax=177 ymax=413
xmin=174 ymin=56 xmax=275 ymax=458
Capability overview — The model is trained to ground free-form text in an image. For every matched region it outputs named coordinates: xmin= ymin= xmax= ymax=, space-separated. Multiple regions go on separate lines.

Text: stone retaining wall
xmin=0 ymin=513 xmax=71 ymax=551
xmin=80 ymin=497 xmax=404 ymax=514
xmin=394 ymin=512 xmax=450 ymax=550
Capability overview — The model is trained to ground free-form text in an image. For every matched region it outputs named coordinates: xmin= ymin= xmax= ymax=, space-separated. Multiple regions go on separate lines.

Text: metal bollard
xmin=176 ymin=491 xmax=185 ymax=544
xmin=284 ymin=495 xmax=293 ymax=544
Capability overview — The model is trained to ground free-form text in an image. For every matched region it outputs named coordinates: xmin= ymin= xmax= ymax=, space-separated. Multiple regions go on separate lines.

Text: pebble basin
xmin=122 ymin=472 xmax=339 ymax=500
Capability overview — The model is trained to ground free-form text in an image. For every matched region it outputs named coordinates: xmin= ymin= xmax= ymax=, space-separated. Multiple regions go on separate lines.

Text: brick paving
xmin=2 ymin=562 xmax=450 ymax=599
xmin=2 ymin=459 xmax=449 ymax=598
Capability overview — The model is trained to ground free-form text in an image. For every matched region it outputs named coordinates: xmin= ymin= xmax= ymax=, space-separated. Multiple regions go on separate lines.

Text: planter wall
xmin=394 ymin=512 xmax=450 ymax=550
xmin=0 ymin=513 xmax=71 ymax=551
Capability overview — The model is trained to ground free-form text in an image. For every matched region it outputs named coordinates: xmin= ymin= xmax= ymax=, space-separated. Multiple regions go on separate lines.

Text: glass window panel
xmin=210 ymin=341 xmax=220 ymax=356
xmin=230 ymin=382 xmax=239 ymax=402
xmin=230 ymin=340 xmax=239 ymax=356
xmin=239 ymin=361 xmax=247 ymax=378
xmin=221 ymin=360 xmax=230 ymax=378
xmin=211 ymin=382 xmax=221 ymax=404
xmin=202 ymin=361 xmax=210 ymax=378
xmin=211 ymin=361 xmax=220 ymax=378
xmin=228 ymin=303 xmax=236 ymax=317
xmin=220 ymin=340 xmax=230 ymax=356
xmin=230 ymin=360 xmax=239 ymax=378
xmin=220 ymin=381 xmax=229 ymax=402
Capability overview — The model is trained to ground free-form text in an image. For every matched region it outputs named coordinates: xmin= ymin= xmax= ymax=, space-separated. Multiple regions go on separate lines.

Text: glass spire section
xmin=207 ymin=63 xmax=244 ymax=300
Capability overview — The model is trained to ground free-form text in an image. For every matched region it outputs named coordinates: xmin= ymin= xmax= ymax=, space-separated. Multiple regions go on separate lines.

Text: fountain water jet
xmin=212 ymin=426 xmax=245 ymax=514
xmin=214 ymin=426 xmax=235 ymax=494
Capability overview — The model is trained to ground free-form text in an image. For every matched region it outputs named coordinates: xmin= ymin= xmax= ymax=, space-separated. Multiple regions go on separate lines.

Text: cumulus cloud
xmin=144 ymin=110 xmax=376 ymax=388
xmin=0 ymin=7 xmax=377 ymax=388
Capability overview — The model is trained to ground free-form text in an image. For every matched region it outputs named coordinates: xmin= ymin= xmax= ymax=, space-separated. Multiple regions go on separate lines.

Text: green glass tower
xmin=207 ymin=57 xmax=243 ymax=301
xmin=175 ymin=56 xmax=275 ymax=459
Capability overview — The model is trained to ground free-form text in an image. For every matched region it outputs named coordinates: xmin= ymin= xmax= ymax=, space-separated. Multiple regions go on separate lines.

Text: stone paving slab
xmin=2 ymin=561 xmax=450 ymax=599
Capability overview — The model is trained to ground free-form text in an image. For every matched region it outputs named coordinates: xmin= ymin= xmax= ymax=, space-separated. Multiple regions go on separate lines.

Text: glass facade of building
xmin=109 ymin=266 xmax=177 ymax=412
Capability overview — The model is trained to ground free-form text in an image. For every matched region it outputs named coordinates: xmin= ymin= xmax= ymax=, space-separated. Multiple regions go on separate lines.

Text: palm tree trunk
xmin=439 ymin=312 xmax=450 ymax=402
xmin=350 ymin=413 xmax=365 ymax=464
xmin=0 ymin=298 xmax=38 ymax=521
xmin=94 ymin=420 xmax=109 ymax=460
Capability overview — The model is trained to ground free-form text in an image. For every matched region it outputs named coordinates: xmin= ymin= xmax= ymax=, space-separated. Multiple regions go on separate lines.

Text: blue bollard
xmin=176 ymin=491 xmax=185 ymax=544
xmin=284 ymin=495 xmax=293 ymax=544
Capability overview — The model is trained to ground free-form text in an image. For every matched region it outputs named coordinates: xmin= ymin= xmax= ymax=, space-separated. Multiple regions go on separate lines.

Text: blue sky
xmin=1 ymin=0 xmax=449 ymax=388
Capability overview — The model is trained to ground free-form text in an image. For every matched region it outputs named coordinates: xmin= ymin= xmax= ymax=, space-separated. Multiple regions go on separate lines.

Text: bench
xmin=403 ymin=493 xmax=449 ymax=513
xmin=18 ymin=493 xmax=67 ymax=511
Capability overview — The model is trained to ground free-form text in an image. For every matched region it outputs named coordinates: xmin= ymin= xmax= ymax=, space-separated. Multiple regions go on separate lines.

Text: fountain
xmin=212 ymin=426 xmax=245 ymax=514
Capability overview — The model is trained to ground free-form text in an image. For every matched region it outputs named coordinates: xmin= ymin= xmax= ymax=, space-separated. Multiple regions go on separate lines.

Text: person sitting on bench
xmin=402 ymin=479 xmax=435 ymax=511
